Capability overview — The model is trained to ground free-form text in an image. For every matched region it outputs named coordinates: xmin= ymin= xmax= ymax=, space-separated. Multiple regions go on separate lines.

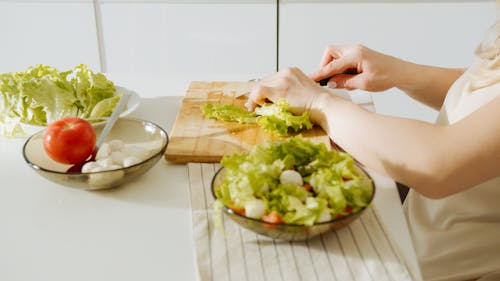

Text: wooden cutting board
xmin=164 ymin=81 xmax=330 ymax=163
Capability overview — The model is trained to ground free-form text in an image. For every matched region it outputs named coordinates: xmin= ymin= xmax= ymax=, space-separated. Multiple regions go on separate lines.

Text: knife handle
xmin=318 ymin=68 xmax=358 ymax=87
xmin=318 ymin=78 xmax=330 ymax=86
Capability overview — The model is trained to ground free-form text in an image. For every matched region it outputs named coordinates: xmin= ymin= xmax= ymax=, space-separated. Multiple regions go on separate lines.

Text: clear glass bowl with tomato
xmin=22 ymin=117 xmax=168 ymax=190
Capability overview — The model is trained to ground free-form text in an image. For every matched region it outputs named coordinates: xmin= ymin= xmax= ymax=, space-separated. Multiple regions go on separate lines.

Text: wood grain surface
xmin=164 ymin=81 xmax=330 ymax=163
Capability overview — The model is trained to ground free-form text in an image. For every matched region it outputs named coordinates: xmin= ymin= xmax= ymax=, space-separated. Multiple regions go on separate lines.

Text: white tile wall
xmin=99 ymin=2 xmax=276 ymax=97
xmin=0 ymin=0 xmax=495 ymax=120
xmin=279 ymin=1 xmax=497 ymax=122
xmin=0 ymin=2 xmax=100 ymax=73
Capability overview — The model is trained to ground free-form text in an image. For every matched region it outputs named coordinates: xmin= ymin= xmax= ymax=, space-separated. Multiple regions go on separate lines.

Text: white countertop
xmin=0 ymin=95 xmax=422 ymax=281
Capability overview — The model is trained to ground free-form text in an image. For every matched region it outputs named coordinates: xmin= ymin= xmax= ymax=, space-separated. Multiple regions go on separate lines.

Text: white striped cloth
xmin=188 ymin=163 xmax=417 ymax=281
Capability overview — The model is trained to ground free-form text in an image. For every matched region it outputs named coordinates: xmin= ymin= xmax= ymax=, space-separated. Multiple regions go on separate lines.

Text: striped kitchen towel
xmin=188 ymin=163 xmax=417 ymax=281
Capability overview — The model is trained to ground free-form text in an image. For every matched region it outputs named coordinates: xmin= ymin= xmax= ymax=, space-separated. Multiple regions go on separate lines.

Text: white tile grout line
xmin=93 ymin=0 xmax=107 ymax=73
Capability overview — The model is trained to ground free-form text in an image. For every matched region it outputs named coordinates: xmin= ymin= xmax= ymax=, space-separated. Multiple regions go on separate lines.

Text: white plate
xmin=115 ymin=86 xmax=140 ymax=117
xmin=21 ymin=85 xmax=140 ymax=135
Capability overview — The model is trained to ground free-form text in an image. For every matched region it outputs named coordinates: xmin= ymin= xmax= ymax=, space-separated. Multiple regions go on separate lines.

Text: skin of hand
xmin=247 ymin=66 xmax=500 ymax=199
xmin=309 ymin=44 xmax=465 ymax=110
xmin=244 ymin=67 xmax=330 ymax=115
xmin=310 ymin=44 xmax=403 ymax=92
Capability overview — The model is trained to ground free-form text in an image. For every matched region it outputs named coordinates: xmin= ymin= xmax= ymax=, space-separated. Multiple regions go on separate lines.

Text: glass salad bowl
xmin=210 ymin=137 xmax=376 ymax=241
xmin=22 ymin=117 xmax=168 ymax=190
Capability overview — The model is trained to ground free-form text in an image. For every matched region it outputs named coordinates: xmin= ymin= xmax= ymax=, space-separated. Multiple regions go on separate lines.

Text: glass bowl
xmin=22 ymin=117 xmax=168 ymax=190
xmin=211 ymin=165 xmax=375 ymax=241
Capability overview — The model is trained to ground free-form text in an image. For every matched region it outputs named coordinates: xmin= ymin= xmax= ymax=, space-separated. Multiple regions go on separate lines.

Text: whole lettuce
xmin=0 ymin=64 xmax=117 ymax=137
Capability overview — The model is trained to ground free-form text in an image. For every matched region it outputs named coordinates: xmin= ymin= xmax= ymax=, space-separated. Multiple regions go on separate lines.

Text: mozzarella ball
xmin=111 ymin=151 xmax=125 ymax=166
xmin=122 ymin=156 xmax=141 ymax=167
xmin=90 ymin=165 xmax=107 ymax=173
xmin=109 ymin=139 xmax=124 ymax=152
xmin=244 ymin=199 xmax=267 ymax=219
xmin=82 ymin=162 xmax=101 ymax=173
xmin=97 ymin=156 xmax=114 ymax=169
xmin=95 ymin=143 xmax=111 ymax=160
xmin=280 ymin=170 xmax=303 ymax=186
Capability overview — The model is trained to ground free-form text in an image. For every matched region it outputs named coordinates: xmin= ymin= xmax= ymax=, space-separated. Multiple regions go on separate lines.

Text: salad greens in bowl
xmin=211 ymin=136 xmax=375 ymax=241
xmin=0 ymin=64 xmax=139 ymax=137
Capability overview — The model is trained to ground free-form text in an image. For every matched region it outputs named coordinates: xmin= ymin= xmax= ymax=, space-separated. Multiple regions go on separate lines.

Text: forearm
xmin=309 ymin=93 xmax=452 ymax=198
xmin=395 ymin=61 xmax=465 ymax=110
xmin=248 ymin=65 xmax=500 ymax=198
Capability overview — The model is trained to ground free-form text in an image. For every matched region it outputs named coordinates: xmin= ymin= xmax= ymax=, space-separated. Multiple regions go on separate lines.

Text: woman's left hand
xmin=245 ymin=67 xmax=329 ymax=115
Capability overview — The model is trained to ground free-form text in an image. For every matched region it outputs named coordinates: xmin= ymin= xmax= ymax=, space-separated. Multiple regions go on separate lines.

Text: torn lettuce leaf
xmin=201 ymin=99 xmax=313 ymax=136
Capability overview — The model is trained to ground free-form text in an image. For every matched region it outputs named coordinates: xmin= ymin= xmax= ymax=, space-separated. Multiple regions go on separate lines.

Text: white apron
xmin=404 ymin=43 xmax=500 ymax=281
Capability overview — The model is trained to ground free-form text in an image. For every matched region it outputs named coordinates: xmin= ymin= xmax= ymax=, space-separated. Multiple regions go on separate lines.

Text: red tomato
xmin=261 ymin=211 xmax=284 ymax=224
xmin=229 ymin=201 xmax=246 ymax=216
xmin=43 ymin=117 xmax=96 ymax=164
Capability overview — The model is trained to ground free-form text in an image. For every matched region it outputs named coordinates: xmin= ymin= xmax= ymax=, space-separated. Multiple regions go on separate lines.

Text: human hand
xmin=310 ymin=44 xmax=405 ymax=92
xmin=245 ymin=67 xmax=329 ymax=115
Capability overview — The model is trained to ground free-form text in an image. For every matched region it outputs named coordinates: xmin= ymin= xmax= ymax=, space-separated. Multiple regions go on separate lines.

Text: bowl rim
xmin=210 ymin=164 xmax=376 ymax=227
xmin=22 ymin=117 xmax=169 ymax=175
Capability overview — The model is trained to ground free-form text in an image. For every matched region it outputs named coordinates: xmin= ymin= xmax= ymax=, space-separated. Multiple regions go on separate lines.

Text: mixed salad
xmin=202 ymin=99 xmax=312 ymax=136
xmin=214 ymin=136 xmax=373 ymax=226
xmin=0 ymin=64 xmax=120 ymax=136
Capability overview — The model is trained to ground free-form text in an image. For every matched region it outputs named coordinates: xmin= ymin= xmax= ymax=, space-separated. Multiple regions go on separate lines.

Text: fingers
xmin=244 ymin=99 xmax=258 ymax=112
xmin=328 ymin=73 xmax=365 ymax=90
xmin=245 ymin=83 xmax=271 ymax=112
xmin=245 ymin=68 xmax=296 ymax=111
xmin=245 ymin=67 xmax=316 ymax=112
xmin=310 ymin=57 xmax=354 ymax=82
xmin=319 ymin=45 xmax=342 ymax=67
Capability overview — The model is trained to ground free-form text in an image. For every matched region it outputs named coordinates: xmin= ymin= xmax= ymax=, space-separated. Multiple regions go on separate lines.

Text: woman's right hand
xmin=309 ymin=44 xmax=407 ymax=92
